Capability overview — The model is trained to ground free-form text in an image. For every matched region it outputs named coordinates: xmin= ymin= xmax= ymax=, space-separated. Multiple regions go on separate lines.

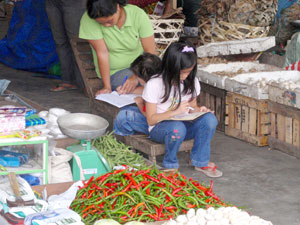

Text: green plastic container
xmin=68 ymin=147 xmax=111 ymax=181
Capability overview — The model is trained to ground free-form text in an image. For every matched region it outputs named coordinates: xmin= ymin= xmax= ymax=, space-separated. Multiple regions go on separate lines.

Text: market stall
xmin=1 ymin=0 xmax=300 ymax=224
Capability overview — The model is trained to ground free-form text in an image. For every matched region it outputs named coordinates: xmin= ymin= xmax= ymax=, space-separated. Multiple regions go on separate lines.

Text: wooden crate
xmin=198 ymin=82 xmax=226 ymax=132
xmin=225 ymin=92 xmax=270 ymax=146
xmin=268 ymin=101 xmax=300 ymax=159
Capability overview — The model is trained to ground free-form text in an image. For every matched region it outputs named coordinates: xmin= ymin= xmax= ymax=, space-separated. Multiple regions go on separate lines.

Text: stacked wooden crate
xmin=268 ymin=82 xmax=300 ymax=159
xmin=225 ymin=92 xmax=270 ymax=146
xmin=197 ymin=61 xmax=283 ymax=146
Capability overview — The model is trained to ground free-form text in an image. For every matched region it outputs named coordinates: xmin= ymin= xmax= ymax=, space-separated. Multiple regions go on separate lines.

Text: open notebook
xmin=95 ymin=91 xmax=139 ymax=108
xmin=170 ymin=111 xmax=209 ymax=121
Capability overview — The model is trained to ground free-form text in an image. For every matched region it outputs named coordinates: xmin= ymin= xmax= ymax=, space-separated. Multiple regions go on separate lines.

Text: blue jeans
xmin=113 ymin=106 xmax=149 ymax=136
xmin=149 ymin=113 xmax=218 ymax=169
xmin=110 ymin=68 xmax=133 ymax=91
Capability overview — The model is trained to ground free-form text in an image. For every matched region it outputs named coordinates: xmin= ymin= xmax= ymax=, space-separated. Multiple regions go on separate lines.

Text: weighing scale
xmin=57 ymin=113 xmax=111 ymax=181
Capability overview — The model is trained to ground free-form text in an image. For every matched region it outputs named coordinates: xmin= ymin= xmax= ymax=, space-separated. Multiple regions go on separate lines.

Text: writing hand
xmin=174 ymin=101 xmax=190 ymax=115
xmin=118 ymin=76 xmax=139 ymax=94
xmin=199 ymin=106 xmax=214 ymax=113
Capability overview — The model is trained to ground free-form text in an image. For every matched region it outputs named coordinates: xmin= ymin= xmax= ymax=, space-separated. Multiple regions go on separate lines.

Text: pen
xmin=119 ymin=76 xmax=128 ymax=95
xmin=121 ymin=75 xmax=128 ymax=88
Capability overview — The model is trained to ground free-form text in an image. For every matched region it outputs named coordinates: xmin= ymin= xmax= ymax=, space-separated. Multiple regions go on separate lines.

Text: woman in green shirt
xmin=79 ymin=0 xmax=156 ymax=95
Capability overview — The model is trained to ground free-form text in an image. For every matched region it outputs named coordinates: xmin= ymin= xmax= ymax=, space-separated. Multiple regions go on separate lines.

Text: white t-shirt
xmin=142 ymin=76 xmax=201 ymax=131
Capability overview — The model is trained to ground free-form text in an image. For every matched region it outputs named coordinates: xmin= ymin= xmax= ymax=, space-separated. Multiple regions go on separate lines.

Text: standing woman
xmin=79 ymin=0 xmax=156 ymax=95
xmin=46 ymin=0 xmax=86 ymax=92
xmin=143 ymin=41 xmax=222 ymax=177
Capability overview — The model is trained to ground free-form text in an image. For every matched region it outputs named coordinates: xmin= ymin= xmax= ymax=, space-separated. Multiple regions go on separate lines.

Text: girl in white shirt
xmin=142 ymin=41 xmax=222 ymax=177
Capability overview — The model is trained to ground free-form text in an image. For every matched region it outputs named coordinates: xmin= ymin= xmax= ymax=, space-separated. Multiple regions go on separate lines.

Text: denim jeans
xmin=149 ymin=113 xmax=218 ymax=169
xmin=113 ymin=106 xmax=149 ymax=136
xmin=110 ymin=68 xmax=134 ymax=91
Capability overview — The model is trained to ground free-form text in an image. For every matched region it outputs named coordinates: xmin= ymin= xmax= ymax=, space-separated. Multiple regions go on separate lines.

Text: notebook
xmin=95 ymin=91 xmax=139 ymax=108
xmin=170 ymin=111 xmax=209 ymax=121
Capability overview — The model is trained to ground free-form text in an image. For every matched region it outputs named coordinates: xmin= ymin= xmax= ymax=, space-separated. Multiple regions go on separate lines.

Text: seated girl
xmin=113 ymin=52 xmax=162 ymax=136
xmin=142 ymin=41 xmax=222 ymax=178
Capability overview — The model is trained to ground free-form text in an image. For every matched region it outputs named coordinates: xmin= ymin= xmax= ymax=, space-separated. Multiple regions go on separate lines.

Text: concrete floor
xmin=1 ymin=13 xmax=300 ymax=225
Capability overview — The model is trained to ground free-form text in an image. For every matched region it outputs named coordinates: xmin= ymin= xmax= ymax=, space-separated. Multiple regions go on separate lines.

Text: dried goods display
xmin=197 ymin=0 xmax=277 ymax=45
xmin=197 ymin=57 xmax=228 ymax=65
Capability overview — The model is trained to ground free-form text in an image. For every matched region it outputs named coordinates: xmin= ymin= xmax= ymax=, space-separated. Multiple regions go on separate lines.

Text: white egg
xmin=206 ymin=221 xmax=217 ymax=225
xmin=176 ymin=215 xmax=188 ymax=224
xmin=213 ymin=211 xmax=223 ymax=221
xmin=162 ymin=219 xmax=177 ymax=225
xmin=207 ymin=207 xmax=215 ymax=215
xmin=187 ymin=209 xmax=196 ymax=219
xmin=219 ymin=218 xmax=230 ymax=225
xmin=196 ymin=217 xmax=206 ymax=225
xmin=185 ymin=221 xmax=198 ymax=225
xmin=204 ymin=213 xmax=214 ymax=221
xmin=196 ymin=208 xmax=206 ymax=217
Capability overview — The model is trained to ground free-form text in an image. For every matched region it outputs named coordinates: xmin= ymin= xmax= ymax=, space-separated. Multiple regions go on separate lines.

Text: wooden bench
xmin=70 ymin=37 xmax=194 ymax=163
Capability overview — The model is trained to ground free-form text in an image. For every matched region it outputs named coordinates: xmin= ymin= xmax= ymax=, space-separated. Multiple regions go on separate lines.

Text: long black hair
xmin=87 ymin=0 xmax=127 ymax=19
xmin=160 ymin=41 xmax=198 ymax=107
xmin=130 ymin=53 xmax=162 ymax=82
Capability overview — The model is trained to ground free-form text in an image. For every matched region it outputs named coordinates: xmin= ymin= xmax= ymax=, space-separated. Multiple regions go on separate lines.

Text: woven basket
xmin=149 ymin=15 xmax=184 ymax=55
xmin=198 ymin=19 xmax=270 ymax=45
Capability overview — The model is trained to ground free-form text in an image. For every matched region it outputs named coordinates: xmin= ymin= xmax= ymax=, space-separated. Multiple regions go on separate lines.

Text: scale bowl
xmin=57 ymin=113 xmax=109 ymax=140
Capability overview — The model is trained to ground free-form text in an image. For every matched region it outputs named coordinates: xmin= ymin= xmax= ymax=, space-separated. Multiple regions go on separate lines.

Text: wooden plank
xmin=241 ymin=105 xmax=249 ymax=133
xmin=285 ymin=117 xmax=293 ymax=144
xmin=205 ymin=92 xmax=210 ymax=109
xmin=200 ymin=82 xmax=226 ymax=98
xmin=85 ymin=69 xmax=99 ymax=79
xmin=271 ymin=113 xmax=276 ymax=137
xmin=268 ymin=136 xmax=300 ymax=159
xmin=79 ymin=53 xmax=93 ymax=61
xmin=277 ymin=114 xmax=286 ymax=142
xmin=268 ymin=101 xmax=300 ymax=121
xmin=234 ymin=105 xmax=241 ymax=130
xmin=260 ymin=113 xmax=271 ymax=124
xmin=261 ymin=124 xmax=270 ymax=135
xmin=249 ymin=108 xmax=257 ymax=135
xmin=219 ymin=96 xmax=225 ymax=132
xmin=225 ymin=104 xmax=229 ymax=125
xmin=225 ymin=127 xmax=268 ymax=146
xmin=293 ymin=119 xmax=300 ymax=147
xmin=228 ymin=103 xmax=235 ymax=129
xmin=123 ymin=135 xmax=194 ymax=162
xmin=257 ymin=111 xmax=262 ymax=136
xmin=199 ymin=91 xmax=206 ymax=106
xmin=80 ymin=59 xmax=95 ymax=70
xmin=227 ymin=92 xmax=268 ymax=112
xmin=210 ymin=95 xmax=215 ymax=112
xmin=215 ymin=97 xmax=221 ymax=126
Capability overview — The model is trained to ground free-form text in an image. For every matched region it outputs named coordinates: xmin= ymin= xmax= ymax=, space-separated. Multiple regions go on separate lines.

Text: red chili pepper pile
xmin=70 ymin=167 xmax=230 ymax=225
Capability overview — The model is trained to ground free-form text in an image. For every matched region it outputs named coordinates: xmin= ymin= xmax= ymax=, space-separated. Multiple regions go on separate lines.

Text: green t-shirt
xmin=79 ymin=4 xmax=154 ymax=77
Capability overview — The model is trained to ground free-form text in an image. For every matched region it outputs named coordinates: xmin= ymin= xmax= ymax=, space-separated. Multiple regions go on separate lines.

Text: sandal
xmin=50 ymin=83 xmax=78 ymax=92
xmin=195 ymin=163 xmax=223 ymax=178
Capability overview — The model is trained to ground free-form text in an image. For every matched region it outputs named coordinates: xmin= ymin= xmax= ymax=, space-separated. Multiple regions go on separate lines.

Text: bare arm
xmin=141 ymin=35 xmax=156 ymax=54
xmin=88 ymin=39 xmax=111 ymax=95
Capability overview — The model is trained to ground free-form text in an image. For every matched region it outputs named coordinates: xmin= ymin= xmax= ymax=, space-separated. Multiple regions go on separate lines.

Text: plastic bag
xmin=48 ymin=148 xmax=73 ymax=184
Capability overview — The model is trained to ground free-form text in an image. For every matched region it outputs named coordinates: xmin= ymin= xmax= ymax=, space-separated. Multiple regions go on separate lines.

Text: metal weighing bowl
xmin=57 ymin=113 xmax=109 ymax=140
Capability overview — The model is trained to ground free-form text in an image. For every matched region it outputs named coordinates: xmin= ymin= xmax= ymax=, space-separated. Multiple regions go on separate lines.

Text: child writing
xmin=113 ymin=52 xmax=162 ymax=136
xmin=142 ymin=41 xmax=222 ymax=177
